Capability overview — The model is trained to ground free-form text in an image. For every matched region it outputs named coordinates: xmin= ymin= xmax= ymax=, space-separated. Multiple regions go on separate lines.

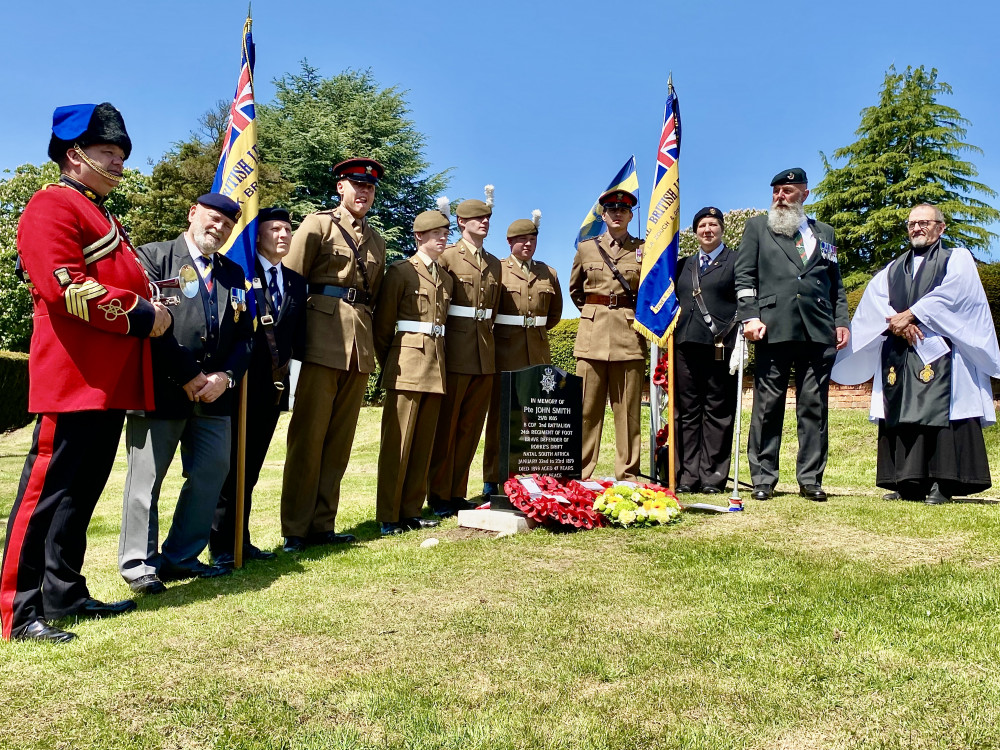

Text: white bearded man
xmin=832 ymin=203 xmax=1000 ymax=504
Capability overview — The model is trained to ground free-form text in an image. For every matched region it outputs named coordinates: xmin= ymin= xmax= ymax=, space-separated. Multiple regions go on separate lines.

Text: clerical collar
xmin=911 ymin=239 xmax=940 ymax=257
xmin=59 ymin=175 xmax=106 ymax=206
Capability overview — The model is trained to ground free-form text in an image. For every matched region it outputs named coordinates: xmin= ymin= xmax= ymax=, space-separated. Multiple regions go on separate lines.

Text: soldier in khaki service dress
xmin=427 ymin=189 xmax=502 ymax=516
xmin=280 ymin=158 xmax=386 ymax=552
xmin=570 ymin=189 xmax=647 ymax=480
xmin=373 ymin=209 xmax=453 ymax=535
xmin=482 ymin=212 xmax=564 ymax=495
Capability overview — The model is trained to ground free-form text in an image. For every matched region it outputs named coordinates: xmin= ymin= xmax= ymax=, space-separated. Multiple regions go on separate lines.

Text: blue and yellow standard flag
xmin=212 ymin=13 xmax=260 ymax=297
xmin=575 ymin=156 xmax=638 ymax=246
xmin=634 ymin=82 xmax=681 ymax=345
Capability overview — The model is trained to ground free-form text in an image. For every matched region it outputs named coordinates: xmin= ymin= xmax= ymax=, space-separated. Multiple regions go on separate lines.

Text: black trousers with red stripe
xmin=1 ymin=411 xmax=125 ymax=639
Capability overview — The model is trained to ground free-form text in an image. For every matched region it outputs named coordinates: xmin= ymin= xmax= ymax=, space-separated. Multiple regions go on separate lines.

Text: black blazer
xmin=246 ymin=260 xmax=306 ymax=411
xmin=675 ymin=245 xmax=738 ymax=348
xmin=734 ymin=215 xmax=849 ymax=345
xmin=135 ymin=234 xmax=254 ymax=418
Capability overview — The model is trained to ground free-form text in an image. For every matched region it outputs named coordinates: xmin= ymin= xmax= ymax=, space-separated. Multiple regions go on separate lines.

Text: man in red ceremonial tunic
xmin=0 ymin=103 xmax=178 ymax=643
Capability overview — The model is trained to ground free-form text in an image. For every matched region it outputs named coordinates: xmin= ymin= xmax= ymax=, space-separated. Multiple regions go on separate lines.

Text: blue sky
xmin=2 ymin=0 xmax=998 ymax=292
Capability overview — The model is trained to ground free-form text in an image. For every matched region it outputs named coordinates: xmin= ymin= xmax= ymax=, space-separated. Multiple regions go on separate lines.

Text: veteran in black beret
xmin=734 ymin=168 xmax=850 ymax=502
xmin=569 ymin=187 xmax=647 ymax=480
xmin=210 ymin=206 xmax=306 ymax=566
xmin=279 ymin=157 xmax=387 ymax=551
xmin=673 ymin=207 xmax=740 ymax=493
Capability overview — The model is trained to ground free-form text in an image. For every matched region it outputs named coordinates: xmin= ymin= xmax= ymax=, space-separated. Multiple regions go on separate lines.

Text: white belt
xmin=495 ymin=314 xmax=547 ymax=328
xmin=448 ymin=305 xmax=493 ymax=320
xmin=396 ymin=320 xmax=446 ymax=337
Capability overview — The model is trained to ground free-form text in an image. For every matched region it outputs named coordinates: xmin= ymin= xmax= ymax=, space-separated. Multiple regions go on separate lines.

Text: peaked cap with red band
xmin=333 ymin=157 xmax=385 ymax=185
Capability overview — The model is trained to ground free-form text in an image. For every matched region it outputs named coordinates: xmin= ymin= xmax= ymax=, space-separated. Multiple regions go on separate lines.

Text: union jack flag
xmin=634 ymin=80 xmax=682 ymax=346
xmin=212 ymin=13 xmax=260 ymax=310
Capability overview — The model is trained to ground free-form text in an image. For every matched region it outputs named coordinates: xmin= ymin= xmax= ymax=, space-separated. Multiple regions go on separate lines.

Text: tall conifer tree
xmin=810 ymin=65 xmax=998 ymax=271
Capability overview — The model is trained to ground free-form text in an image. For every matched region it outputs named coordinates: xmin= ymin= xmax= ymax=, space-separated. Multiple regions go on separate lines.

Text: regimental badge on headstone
xmin=541 ymin=367 xmax=557 ymax=394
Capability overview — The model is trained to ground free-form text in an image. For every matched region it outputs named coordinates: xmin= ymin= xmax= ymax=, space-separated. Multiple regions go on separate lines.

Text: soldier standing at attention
xmin=570 ymin=190 xmax=647 ymax=480
xmin=373 ymin=209 xmax=453 ymax=535
xmin=482 ymin=211 xmax=564 ymax=496
xmin=280 ymin=158 xmax=386 ymax=551
xmin=427 ymin=188 xmax=502 ymax=516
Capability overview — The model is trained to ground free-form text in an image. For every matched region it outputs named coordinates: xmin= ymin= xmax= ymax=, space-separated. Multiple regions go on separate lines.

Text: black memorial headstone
xmin=494 ymin=364 xmax=582 ymax=512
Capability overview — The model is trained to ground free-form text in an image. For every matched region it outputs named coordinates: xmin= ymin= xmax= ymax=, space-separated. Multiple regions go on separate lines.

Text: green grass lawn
xmin=0 ymin=407 xmax=998 ymax=750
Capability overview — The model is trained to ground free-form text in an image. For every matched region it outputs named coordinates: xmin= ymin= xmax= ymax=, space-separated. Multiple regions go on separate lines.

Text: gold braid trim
xmin=64 ymin=280 xmax=107 ymax=322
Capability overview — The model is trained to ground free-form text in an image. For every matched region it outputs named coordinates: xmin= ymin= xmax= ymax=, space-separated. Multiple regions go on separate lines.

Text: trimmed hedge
xmin=979 ymin=263 xmax=1000 ymax=339
xmin=548 ymin=318 xmax=578 ymax=375
xmin=0 ymin=351 xmax=31 ymax=432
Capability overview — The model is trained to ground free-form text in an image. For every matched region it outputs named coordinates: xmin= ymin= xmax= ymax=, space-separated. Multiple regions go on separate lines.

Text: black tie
xmin=268 ymin=267 xmax=282 ymax=314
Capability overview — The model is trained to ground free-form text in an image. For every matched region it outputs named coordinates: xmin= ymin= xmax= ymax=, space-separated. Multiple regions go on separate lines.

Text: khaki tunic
xmin=374 ymin=256 xmax=453 ymax=522
xmin=569 ymin=232 xmax=646 ymax=480
xmin=284 ymin=209 xmax=385 ymax=372
xmin=483 ymin=255 xmax=564 ymax=484
xmin=428 ymin=239 xmax=502 ymax=503
xmin=280 ymin=208 xmax=386 ymax=538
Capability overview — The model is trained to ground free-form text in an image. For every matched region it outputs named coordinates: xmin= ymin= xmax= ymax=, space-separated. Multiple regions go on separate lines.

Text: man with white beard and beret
xmin=832 ymin=203 xmax=1000 ymax=504
xmin=735 ymin=168 xmax=850 ymax=502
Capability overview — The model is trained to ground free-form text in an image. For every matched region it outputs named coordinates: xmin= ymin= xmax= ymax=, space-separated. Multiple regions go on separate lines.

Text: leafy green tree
xmin=0 ymin=163 xmax=147 ymax=351
xmin=258 ymin=62 xmax=448 ymax=262
xmin=810 ymin=65 xmax=999 ymax=272
xmin=677 ymin=208 xmax=765 ymax=257
xmin=129 ymin=102 xmax=292 ymax=247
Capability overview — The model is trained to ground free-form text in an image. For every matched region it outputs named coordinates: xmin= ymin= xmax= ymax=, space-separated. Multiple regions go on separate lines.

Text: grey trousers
xmin=119 ymin=412 xmax=231 ymax=582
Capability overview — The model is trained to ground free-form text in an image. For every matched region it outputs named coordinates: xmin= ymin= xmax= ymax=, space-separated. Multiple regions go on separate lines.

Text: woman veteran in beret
xmin=373 ymin=208 xmax=453 ymax=536
xmin=482 ymin=212 xmax=563 ymax=496
xmin=673 ymin=207 xmax=739 ymax=494
xmin=569 ymin=189 xmax=647 ymax=480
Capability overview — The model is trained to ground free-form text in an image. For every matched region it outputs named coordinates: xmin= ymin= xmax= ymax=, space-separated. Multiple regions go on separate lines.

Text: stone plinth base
xmin=457 ymin=509 xmax=535 ymax=534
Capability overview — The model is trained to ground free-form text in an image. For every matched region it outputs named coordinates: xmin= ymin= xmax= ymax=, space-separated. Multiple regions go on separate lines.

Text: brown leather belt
xmin=585 ymin=293 xmax=636 ymax=309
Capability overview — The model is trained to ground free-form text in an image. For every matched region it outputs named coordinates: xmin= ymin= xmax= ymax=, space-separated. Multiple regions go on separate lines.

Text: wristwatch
xmin=225 ymin=370 xmax=235 ymax=389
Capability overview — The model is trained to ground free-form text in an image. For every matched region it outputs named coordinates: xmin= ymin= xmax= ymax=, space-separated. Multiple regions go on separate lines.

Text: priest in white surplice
xmin=832 ymin=204 xmax=1000 ymax=504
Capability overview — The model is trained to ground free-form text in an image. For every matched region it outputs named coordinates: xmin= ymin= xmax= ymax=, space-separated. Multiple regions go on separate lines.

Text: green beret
xmin=456 ymin=199 xmax=492 ymax=218
xmin=770 ymin=167 xmax=807 ymax=186
xmin=507 ymin=219 xmax=538 ymax=239
xmin=413 ymin=210 xmax=450 ymax=233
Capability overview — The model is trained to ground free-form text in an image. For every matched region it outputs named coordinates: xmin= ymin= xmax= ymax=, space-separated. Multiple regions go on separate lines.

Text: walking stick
xmin=728 ymin=327 xmax=746 ymax=511
xmin=234 ymin=375 xmax=248 ymax=568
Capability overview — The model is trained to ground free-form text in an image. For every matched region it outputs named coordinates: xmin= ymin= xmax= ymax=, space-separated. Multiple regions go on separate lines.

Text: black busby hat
xmin=692 ymin=206 xmax=724 ymax=233
xmin=196 ymin=193 xmax=242 ymax=223
xmin=47 ymin=103 xmax=132 ymax=163
xmin=258 ymin=206 xmax=292 ymax=225
xmin=770 ymin=167 xmax=807 ymax=186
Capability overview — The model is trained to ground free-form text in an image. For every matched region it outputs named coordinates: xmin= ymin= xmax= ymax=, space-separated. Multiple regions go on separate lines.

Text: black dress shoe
xmin=702 ymin=485 xmax=723 ymax=495
xmin=129 ymin=574 xmax=167 ymax=595
xmin=675 ymin=484 xmax=696 ymax=494
xmin=282 ymin=536 xmax=307 ymax=553
xmin=430 ymin=502 xmax=456 ymax=518
xmin=751 ymin=486 xmax=773 ymax=500
xmin=380 ymin=522 xmax=405 ymax=536
xmin=402 ymin=517 xmax=440 ymax=530
xmin=308 ymin=531 xmax=356 ymax=545
xmin=15 ymin=619 xmax=76 ymax=643
xmin=924 ymin=482 xmax=950 ymax=505
xmin=158 ymin=562 xmax=232 ymax=582
xmin=482 ymin=482 xmax=500 ymax=497
xmin=211 ymin=552 xmax=236 ymax=568
xmin=244 ymin=545 xmax=277 ymax=561
xmin=450 ymin=497 xmax=476 ymax=511
xmin=799 ymin=485 xmax=828 ymax=502
xmin=75 ymin=598 xmax=137 ymax=619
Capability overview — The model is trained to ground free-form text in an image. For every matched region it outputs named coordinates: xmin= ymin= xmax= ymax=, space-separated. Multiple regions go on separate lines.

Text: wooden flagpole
xmin=667 ymin=333 xmax=676 ymax=491
xmin=233 ymin=375 xmax=248 ymax=569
